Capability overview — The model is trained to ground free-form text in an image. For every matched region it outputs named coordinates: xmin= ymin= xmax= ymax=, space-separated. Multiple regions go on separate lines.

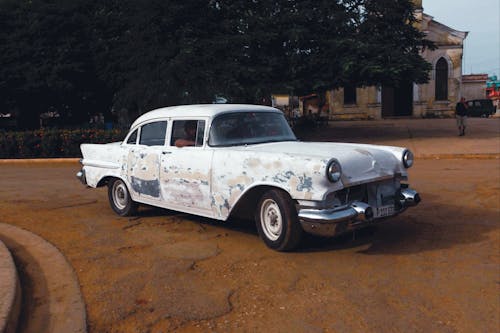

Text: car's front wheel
xmin=108 ymin=178 xmax=138 ymax=216
xmin=255 ymin=189 xmax=303 ymax=251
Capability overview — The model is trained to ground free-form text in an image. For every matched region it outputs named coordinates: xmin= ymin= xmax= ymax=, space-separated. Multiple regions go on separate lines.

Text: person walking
xmin=455 ymin=97 xmax=468 ymax=136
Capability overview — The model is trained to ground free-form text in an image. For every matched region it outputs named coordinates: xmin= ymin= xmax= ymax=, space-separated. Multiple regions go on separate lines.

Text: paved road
xmin=303 ymin=117 xmax=500 ymax=158
xmin=0 ymin=117 xmax=498 ymax=332
xmin=0 ymin=157 xmax=498 ymax=332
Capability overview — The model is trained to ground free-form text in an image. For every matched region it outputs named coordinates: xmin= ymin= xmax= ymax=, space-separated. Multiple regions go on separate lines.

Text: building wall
xmin=417 ymin=46 xmax=464 ymax=117
xmin=462 ymin=75 xmax=488 ymax=100
xmin=328 ymin=87 xmax=379 ymax=120
xmin=462 ymin=82 xmax=487 ymax=100
xmin=271 ymin=95 xmax=290 ymax=107
xmin=327 ymin=7 xmax=467 ymax=120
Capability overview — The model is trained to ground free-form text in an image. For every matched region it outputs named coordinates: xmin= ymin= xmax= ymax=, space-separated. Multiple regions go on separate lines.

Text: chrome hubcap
xmin=260 ymin=199 xmax=282 ymax=241
xmin=112 ymin=181 xmax=128 ymax=210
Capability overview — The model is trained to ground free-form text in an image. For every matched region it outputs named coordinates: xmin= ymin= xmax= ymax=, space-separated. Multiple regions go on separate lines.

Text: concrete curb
xmin=0 ymin=158 xmax=80 ymax=164
xmin=0 ymin=223 xmax=87 ymax=333
xmin=0 ymin=239 xmax=21 ymax=333
xmin=417 ymin=153 xmax=500 ymax=160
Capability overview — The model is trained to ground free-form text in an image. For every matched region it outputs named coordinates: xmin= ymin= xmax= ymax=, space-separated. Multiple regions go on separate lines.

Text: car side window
xmin=126 ymin=129 xmax=138 ymax=145
xmin=171 ymin=120 xmax=205 ymax=147
xmin=139 ymin=121 xmax=168 ymax=146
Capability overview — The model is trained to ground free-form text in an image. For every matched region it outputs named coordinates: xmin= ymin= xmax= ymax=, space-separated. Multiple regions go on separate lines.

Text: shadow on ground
xmin=133 ymin=192 xmax=499 ymax=256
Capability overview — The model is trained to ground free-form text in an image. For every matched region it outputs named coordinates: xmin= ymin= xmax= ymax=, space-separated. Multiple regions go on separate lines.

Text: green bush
xmin=0 ymin=129 xmax=127 ymax=158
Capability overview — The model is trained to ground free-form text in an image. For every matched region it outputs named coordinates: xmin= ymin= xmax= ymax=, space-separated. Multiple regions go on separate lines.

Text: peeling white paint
xmin=80 ymin=105 xmax=411 ymax=222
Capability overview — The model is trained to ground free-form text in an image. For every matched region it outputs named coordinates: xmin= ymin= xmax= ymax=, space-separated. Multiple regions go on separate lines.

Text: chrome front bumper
xmin=298 ymin=188 xmax=421 ymax=237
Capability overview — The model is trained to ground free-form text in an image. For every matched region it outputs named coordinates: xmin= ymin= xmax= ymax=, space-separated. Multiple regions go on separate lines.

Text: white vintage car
xmin=77 ymin=104 xmax=420 ymax=251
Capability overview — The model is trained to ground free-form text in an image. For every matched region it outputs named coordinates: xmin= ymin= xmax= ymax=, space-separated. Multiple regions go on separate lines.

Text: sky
xmin=423 ymin=0 xmax=500 ymax=77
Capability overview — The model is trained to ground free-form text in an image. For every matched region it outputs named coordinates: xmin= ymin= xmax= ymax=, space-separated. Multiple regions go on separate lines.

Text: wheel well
xmin=97 ymin=176 xmax=117 ymax=187
xmin=229 ymin=185 xmax=294 ymax=220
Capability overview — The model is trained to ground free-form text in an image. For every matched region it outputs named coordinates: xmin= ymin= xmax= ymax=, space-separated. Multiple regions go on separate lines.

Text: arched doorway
xmin=435 ymin=57 xmax=448 ymax=100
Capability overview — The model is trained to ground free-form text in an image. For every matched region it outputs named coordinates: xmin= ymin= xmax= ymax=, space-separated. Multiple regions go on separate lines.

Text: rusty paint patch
xmin=296 ymin=175 xmax=313 ymax=192
xmin=131 ymin=176 xmax=160 ymax=198
xmin=273 ymin=171 xmax=295 ymax=184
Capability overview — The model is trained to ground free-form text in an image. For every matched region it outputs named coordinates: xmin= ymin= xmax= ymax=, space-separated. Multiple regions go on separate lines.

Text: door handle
xmin=162 ymin=151 xmax=172 ymax=155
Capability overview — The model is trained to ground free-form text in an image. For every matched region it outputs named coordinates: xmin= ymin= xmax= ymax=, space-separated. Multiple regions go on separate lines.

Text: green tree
xmin=0 ymin=0 xmax=109 ymax=129
xmin=345 ymin=0 xmax=435 ymax=87
xmin=0 ymin=0 xmax=434 ymax=128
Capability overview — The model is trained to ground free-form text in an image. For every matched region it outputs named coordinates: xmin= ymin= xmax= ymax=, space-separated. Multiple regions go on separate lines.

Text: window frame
xmin=138 ymin=120 xmax=169 ymax=147
xmin=207 ymin=111 xmax=297 ymax=147
xmin=169 ymin=118 xmax=207 ymax=148
xmin=125 ymin=128 xmax=139 ymax=145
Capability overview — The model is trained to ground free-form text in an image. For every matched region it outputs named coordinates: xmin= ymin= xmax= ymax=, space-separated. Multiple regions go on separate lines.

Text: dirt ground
xmin=0 ymin=159 xmax=498 ymax=333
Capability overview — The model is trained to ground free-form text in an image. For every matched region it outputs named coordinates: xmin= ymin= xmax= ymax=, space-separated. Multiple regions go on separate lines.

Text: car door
xmin=127 ymin=120 xmax=168 ymax=201
xmin=159 ymin=119 xmax=213 ymax=216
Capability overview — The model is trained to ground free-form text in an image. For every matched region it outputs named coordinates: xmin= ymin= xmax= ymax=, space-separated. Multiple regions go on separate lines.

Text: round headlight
xmin=326 ymin=159 xmax=342 ymax=182
xmin=403 ymin=150 xmax=414 ymax=168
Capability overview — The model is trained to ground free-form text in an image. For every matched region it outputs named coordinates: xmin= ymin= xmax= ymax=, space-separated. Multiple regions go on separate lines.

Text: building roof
xmin=462 ymin=74 xmax=489 ymax=83
xmin=422 ymin=13 xmax=468 ymax=45
xmin=131 ymin=104 xmax=280 ymax=128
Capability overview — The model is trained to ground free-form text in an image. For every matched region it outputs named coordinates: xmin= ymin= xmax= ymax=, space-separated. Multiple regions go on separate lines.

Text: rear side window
xmin=139 ymin=121 xmax=168 ymax=146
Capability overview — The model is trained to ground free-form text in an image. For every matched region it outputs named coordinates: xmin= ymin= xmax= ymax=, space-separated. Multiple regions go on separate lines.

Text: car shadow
xmin=135 ymin=205 xmax=183 ymax=218
xmin=133 ymin=194 xmax=498 ymax=255
xmin=298 ymin=194 xmax=499 ymax=254
xmin=134 ymin=206 xmax=259 ymax=234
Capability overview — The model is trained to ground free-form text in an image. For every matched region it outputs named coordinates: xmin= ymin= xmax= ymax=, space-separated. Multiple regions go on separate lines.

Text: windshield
xmin=209 ymin=111 xmax=297 ymax=147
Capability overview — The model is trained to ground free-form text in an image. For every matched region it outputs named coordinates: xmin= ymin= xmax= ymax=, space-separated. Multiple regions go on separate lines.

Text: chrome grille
xmin=332 ymin=178 xmax=400 ymax=207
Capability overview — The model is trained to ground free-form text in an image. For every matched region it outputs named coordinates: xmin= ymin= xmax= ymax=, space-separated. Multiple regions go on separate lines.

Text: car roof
xmin=131 ymin=104 xmax=281 ymax=128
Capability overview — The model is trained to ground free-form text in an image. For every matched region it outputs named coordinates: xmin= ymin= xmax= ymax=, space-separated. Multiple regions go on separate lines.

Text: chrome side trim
xmin=81 ymin=159 xmax=120 ymax=169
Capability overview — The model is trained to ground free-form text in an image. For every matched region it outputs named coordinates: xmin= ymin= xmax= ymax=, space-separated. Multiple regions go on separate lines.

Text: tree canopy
xmin=0 ymin=0 xmax=434 ymax=128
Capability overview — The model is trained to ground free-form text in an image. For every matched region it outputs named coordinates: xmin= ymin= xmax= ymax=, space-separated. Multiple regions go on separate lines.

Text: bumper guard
xmin=298 ymin=187 xmax=420 ymax=237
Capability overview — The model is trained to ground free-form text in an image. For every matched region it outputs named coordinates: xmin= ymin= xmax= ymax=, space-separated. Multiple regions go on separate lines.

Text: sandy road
xmin=0 ymin=160 xmax=498 ymax=332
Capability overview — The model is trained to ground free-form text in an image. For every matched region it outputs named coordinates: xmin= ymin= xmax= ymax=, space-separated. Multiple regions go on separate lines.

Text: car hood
xmin=238 ymin=141 xmax=407 ymax=185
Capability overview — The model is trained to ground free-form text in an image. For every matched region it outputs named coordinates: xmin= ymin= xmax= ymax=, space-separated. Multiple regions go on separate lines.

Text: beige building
xmin=462 ymin=74 xmax=488 ymax=100
xmin=327 ymin=1 xmax=468 ymax=119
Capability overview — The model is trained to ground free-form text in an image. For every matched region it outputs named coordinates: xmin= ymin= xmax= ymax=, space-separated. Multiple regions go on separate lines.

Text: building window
xmin=344 ymin=85 xmax=357 ymax=105
xmin=435 ymin=57 xmax=448 ymax=101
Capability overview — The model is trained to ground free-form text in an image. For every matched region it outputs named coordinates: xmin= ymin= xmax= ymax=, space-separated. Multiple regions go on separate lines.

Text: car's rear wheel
xmin=255 ymin=189 xmax=303 ymax=251
xmin=108 ymin=178 xmax=138 ymax=216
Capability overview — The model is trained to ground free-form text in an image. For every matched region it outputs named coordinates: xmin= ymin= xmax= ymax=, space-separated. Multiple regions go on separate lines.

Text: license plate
xmin=375 ymin=205 xmax=395 ymax=218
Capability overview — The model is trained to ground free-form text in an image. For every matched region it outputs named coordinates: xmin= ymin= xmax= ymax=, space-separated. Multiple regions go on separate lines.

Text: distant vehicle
xmin=77 ymin=104 xmax=420 ymax=251
xmin=213 ymin=95 xmax=228 ymax=104
xmin=466 ymin=99 xmax=495 ymax=117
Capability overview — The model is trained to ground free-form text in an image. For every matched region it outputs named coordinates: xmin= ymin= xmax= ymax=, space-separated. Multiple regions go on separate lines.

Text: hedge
xmin=0 ymin=129 xmax=128 ymax=158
